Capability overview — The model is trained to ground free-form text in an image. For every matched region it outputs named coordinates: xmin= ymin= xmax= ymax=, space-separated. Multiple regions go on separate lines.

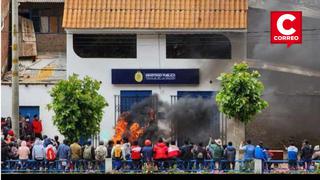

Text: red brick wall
xmin=36 ymin=34 xmax=66 ymax=52
xmin=1 ymin=0 xmax=10 ymax=74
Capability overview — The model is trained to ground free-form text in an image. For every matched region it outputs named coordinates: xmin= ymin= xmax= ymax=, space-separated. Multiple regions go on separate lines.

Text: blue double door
xmin=19 ymin=106 xmax=40 ymax=123
xmin=120 ymin=91 xmax=153 ymax=113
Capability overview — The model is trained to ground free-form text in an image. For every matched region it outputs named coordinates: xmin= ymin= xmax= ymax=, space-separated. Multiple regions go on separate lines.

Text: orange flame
xmin=113 ymin=112 xmax=146 ymax=144
xmin=112 ymin=114 xmax=128 ymax=144
xmin=129 ymin=123 xmax=144 ymax=142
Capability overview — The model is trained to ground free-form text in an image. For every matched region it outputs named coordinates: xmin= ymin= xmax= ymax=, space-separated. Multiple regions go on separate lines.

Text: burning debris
xmin=112 ymin=94 xmax=221 ymax=146
xmin=112 ymin=95 xmax=171 ymax=145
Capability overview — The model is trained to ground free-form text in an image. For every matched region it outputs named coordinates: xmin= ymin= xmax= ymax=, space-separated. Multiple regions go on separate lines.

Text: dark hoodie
xmin=153 ymin=142 xmax=168 ymax=160
xmin=224 ymin=145 xmax=236 ymax=162
xmin=180 ymin=144 xmax=193 ymax=160
xmin=1 ymin=139 xmax=10 ymax=161
xmin=301 ymin=144 xmax=313 ymax=161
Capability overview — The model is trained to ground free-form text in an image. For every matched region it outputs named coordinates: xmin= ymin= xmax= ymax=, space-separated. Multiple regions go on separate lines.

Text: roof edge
xmin=65 ymin=28 xmax=248 ymax=34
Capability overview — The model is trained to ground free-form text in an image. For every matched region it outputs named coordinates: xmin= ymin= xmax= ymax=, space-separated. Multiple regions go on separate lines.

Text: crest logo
xmin=134 ymin=71 xmax=143 ymax=83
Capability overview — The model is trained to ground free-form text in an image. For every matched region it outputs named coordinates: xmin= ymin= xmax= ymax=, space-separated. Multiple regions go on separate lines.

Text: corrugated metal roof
xmin=18 ymin=0 xmax=64 ymax=2
xmin=2 ymin=52 xmax=66 ymax=84
xmin=63 ymin=0 xmax=248 ymax=30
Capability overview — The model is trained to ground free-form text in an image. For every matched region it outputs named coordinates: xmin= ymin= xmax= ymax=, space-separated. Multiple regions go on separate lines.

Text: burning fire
xmin=112 ymin=113 xmax=128 ymax=143
xmin=129 ymin=123 xmax=144 ymax=142
xmin=112 ymin=112 xmax=145 ymax=143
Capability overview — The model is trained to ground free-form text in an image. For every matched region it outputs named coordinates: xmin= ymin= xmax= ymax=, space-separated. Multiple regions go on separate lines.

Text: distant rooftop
xmin=1 ymin=52 xmax=66 ymax=84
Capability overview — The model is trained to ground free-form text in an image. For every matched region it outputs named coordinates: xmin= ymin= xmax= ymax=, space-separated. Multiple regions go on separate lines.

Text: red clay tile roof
xmin=62 ymin=0 xmax=248 ymax=29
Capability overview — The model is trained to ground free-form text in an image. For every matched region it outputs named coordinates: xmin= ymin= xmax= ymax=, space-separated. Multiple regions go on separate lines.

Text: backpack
xmin=46 ymin=146 xmax=56 ymax=161
xmin=245 ymin=145 xmax=255 ymax=157
xmin=181 ymin=145 xmax=192 ymax=159
xmin=303 ymin=146 xmax=313 ymax=159
xmin=83 ymin=145 xmax=92 ymax=160
xmin=195 ymin=147 xmax=204 ymax=159
xmin=9 ymin=146 xmax=18 ymax=159
xmin=226 ymin=147 xmax=236 ymax=160
xmin=131 ymin=146 xmax=141 ymax=160
xmin=34 ymin=145 xmax=45 ymax=160
xmin=95 ymin=146 xmax=106 ymax=161
xmin=212 ymin=145 xmax=223 ymax=158
xmin=114 ymin=145 xmax=123 ymax=159
xmin=197 ymin=148 xmax=204 ymax=159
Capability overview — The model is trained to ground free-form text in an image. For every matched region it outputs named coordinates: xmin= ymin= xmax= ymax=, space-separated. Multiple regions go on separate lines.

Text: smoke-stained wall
xmin=247 ymin=4 xmax=320 ymax=149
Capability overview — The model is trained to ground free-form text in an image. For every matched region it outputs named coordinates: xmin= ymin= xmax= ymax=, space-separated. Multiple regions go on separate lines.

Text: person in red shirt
xmin=168 ymin=141 xmax=180 ymax=159
xmin=32 ymin=115 xmax=42 ymax=138
xmin=153 ymin=138 xmax=168 ymax=170
xmin=131 ymin=140 xmax=142 ymax=170
xmin=168 ymin=140 xmax=181 ymax=168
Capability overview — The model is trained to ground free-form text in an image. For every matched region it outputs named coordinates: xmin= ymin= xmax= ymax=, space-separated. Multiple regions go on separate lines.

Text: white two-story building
xmin=62 ymin=0 xmax=248 ymax=144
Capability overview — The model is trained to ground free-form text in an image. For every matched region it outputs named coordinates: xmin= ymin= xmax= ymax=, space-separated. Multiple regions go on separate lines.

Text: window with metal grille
xmin=73 ymin=34 xmax=137 ymax=58
xmin=166 ymin=34 xmax=231 ymax=59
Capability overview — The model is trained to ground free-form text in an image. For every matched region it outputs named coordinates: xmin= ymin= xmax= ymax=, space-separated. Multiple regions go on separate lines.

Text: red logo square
xmin=271 ymin=11 xmax=302 ymax=48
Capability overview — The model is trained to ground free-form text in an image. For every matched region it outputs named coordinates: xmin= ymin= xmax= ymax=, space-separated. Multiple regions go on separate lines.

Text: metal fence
xmin=2 ymin=159 xmax=320 ymax=174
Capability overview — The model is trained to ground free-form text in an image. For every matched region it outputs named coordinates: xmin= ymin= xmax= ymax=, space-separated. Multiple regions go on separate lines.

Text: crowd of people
xmin=109 ymin=138 xmax=320 ymax=172
xmin=1 ymin=116 xmax=320 ymax=173
xmin=1 ymin=131 xmax=320 ymax=172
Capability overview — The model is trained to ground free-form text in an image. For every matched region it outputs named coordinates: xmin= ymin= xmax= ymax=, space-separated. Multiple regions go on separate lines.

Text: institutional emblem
xmin=134 ymin=71 xmax=143 ymax=83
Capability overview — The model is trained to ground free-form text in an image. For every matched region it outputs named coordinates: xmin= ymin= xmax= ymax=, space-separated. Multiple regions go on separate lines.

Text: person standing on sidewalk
xmin=254 ymin=141 xmax=267 ymax=172
xmin=224 ymin=142 xmax=236 ymax=171
xmin=95 ymin=141 xmax=107 ymax=172
xmin=56 ymin=139 xmax=71 ymax=172
xmin=240 ymin=140 xmax=255 ymax=172
xmin=70 ymin=140 xmax=82 ymax=171
xmin=207 ymin=138 xmax=224 ymax=171
xmin=32 ymin=115 xmax=42 ymax=138
xmin=301 ymin=140 xmax=313 ymax=171
xmin=284 ymin=142 xmax=298 ymax=170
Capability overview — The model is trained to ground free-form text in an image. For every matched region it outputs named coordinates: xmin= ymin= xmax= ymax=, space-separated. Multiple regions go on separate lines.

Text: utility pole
xmin=11 ymin=0 xmax=20 ymax=138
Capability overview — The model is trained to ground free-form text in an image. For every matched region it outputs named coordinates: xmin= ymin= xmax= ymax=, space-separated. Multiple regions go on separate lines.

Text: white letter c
xmin=277 ymin=14 xmax=296 ymax=36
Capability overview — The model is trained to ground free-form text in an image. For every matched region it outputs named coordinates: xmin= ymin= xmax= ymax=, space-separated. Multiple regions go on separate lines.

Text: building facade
xmin=63 ymin=0 xmax=248 ymax=144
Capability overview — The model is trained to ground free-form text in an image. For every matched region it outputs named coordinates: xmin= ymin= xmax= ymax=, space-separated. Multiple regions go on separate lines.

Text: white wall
xmin=1 ymin=85 xmax=62 ymax=139
xmin=67 ymin=32 xmax=247 ymax=142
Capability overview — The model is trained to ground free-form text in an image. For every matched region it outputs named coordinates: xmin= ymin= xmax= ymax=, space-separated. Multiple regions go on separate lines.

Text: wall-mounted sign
xmin=112 ymin=69 xmax=199 ymax=84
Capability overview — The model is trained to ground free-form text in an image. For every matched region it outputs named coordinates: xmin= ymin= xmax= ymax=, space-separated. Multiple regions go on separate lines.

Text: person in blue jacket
xmin=56 ymin=139 xmax=71 ymax=171
xmin=239 ymin=140 xmax=255 ymax=172
xmin=255 ymin=141 xmax=267 ymax=171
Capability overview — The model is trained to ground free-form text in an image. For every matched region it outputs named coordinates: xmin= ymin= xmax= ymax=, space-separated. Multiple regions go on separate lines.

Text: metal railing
xmin=2 ymin=159 xmax=320 ymax=174
xmin=1 ymin=159 xmax=106 ymax=173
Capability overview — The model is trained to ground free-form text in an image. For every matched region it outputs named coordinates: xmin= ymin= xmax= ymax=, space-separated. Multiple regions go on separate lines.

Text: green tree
xmin=47 ymin=74 xmax=108 ymax=142
xmin=216 ymin=62 xmax=268 ymax=124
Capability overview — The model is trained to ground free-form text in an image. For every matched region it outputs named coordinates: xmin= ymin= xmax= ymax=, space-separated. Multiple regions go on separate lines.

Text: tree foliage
xmin=216 ymin=62 xmax=268 ymax=124
xmin=47 ymin=74 xmax=108 ymax=142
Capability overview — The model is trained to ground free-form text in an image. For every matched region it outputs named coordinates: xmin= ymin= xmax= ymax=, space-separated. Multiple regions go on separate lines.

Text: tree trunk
xmin=226 ymin=118 xmax=245 ymax=158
